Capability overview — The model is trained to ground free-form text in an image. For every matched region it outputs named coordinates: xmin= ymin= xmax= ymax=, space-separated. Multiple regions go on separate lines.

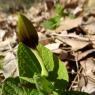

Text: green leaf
xmin=55 ymin=4 xmax=64 ymax=16
xmin=37 ymin=44 xmax=68 ymax=90
xmin=20 ymin=77 xmax=35 ymax=84
xmin=42 ymin=16 xmax=61 ymax=30
xmin=2 ymin=77 xmax=89 ymax=95
xmin=33 ymin=74 xmax=54 ymax=94
xmin=17 ymin=42 xmax=41 ymax=78
xmin=31 ymin=49 xmax=48 ymax=77
xmin=17 ymin=14 xmax=38 ymax=49
xmin=30 ymin=89 xmax=44 ymax=95
xmin=20 ymin=74 xmax=54 ymax=94
xmin=2 ymin=77 xmax=33 ymax=95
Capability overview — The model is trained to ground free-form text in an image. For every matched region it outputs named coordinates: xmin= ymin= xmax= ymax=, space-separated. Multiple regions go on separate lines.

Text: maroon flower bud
xmin=17 ymin=14 xmax=38 ymax=49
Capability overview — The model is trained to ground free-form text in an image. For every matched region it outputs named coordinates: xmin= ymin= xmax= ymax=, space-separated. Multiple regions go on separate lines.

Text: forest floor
xmin=0 ymin=0 xmax=95 ymax=94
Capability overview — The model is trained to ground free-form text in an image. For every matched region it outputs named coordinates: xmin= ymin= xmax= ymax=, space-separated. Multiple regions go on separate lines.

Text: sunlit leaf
xmin=37 ymin=44 xmax=69 ymax=90
xmin=2 ymin=77 xmax=33 ymax=95
xmin=17 ymin=42 xmax=41 ymax=78
xmin=42 ymin=16 xmax=61 ymax=30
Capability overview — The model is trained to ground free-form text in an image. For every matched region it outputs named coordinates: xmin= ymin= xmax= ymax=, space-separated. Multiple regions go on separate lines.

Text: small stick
xmin=69 ymin=66 xmax=82 ymax=91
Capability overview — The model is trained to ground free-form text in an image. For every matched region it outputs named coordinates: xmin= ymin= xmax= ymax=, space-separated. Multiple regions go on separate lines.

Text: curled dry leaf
xmin=55 ymin=36 xmax=90 ymax=51
xmin=78 ymin=49 xmax=95 ymax=61
xmin=80 ymin=58 xmax=95 ymax=94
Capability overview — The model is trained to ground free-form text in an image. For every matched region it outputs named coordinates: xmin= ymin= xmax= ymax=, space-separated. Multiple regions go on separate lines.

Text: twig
xmin=69 ymin=66 xmax=82 ymax=91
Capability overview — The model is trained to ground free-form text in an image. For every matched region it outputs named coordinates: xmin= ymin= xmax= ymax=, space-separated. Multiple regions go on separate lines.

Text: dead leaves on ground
xmin=0 ymin=0 xmax=95 ymax=94
xmin=39 ymin=0 xmax=95 ymax=94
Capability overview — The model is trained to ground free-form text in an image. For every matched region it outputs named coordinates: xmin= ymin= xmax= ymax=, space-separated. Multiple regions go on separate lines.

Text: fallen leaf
xmin=87 ymin=0 xmax=95 ymax=9
xmin=77 ymin=49 xmax=95 ymax=61
xmin=80 ymin=58 xmax=95 ymax=94
xmin=83 ymin=17 xmax=95 ymax=34
xmin=55 ymin=36 xmax=90 ymax=51
xmin=55 ymin=17 xmax=82 ymax=32
xmin=3 ymin=52 xmax=18 ymax=78
xmin=0 ymin=29 xmax=7 ymax=41
xmin=45 ymin=43 xmax=61 ymax=51
xmin=60 ymin=0 xmax=78 ymax=8
xmin=73 ymin=6 xmax=83 ymax=16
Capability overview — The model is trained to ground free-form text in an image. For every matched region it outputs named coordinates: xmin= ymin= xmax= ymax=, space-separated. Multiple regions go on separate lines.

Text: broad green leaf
xmin=42 ymin=16 xmax=61 ymax=30
xmin=20 ymin=74 xmax=54 ymax=94
xmin=30 ymin=89 xmax=44 ymax=95
xmin=52 ymin=91 xmax=59 ymax=95
xmin=2 ymin=77 xmax=89 ymax=95
xmin=17 ymin=14 xmax=38 ymax=49
xmin=33 ymin=74 xmax=54 ymax=94
xmin=2 ymin=77 xmax=33 ymax=95
xmin=31 ymin=49 xmax=48 ymax=77
xmin=17 ymin=42 xmax=41 ymax=78
xmin=37 ymin=44 xmax=68 ymax=89
xmin=20 ymin=77 xmax=35 ymax=84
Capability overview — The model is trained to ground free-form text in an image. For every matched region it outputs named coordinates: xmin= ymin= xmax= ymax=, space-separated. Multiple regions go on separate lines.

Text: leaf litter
xmin=0 ymin=0 xmax=95 ymax=94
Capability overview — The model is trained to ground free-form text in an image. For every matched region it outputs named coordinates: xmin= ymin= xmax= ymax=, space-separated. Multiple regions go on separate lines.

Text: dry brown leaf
xmin=0 ymin=32 xmax=17 ymax=51
xmin=55 ymin=36 xmax=90 ymax=51
xmin=38 ymin=32 xmax=53 ymax=45
xmin=73 ymin=6 xmax=83 ymax=16
xmin=78 ymin=49 xmax=95 ymax=61
xmin=45 ymin=43 xmax=61 ymax=51
xmin=3 ymin=52 xmax=18 ymax=78
xmin=84 ymin=24 xmax=95 ymax=34
xmin=7 ymin=15 xmax=17 ymax=27
xmin=83 ymin=17 xmax=95 ymax=34
xmin=0 ymin=29 xmax=7 ymax=41
xmin=80 ymin=58 xmax=95 ymax=94
xmin=52 ymin=49 xmax=62 ymax=54
xmin=55 ymin=17 xmax=82 ymax=32
xmin=87 ymin=0 xmax=95 ymax=9
xmin=53 ymin=33 xmax=89 ymax=41
xmin=85 ymin=35 xmax=95 ymax=47
xmin=0 ymin=12 xmax=6 ymax=23
xmin=60 ymin=0 xmax=78 ymax=8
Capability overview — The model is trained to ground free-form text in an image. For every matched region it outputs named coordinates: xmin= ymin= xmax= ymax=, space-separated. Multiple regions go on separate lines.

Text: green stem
xmin=31 ymin=48 xmax=48 ymax=77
